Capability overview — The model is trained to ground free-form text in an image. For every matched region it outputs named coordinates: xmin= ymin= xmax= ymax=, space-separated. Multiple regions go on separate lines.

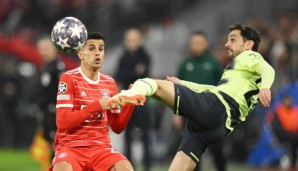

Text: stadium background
xmin=0 ymin=0 xmax=297 ymax=170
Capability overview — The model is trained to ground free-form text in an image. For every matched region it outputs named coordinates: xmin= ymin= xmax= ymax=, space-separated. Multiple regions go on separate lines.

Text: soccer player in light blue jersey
xmin=108 ymin=23 xmax=275 ymax=171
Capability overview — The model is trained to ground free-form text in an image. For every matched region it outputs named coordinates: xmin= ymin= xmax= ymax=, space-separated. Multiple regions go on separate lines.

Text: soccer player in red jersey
xmin=50 ymin=32 xmax=135 ymax=171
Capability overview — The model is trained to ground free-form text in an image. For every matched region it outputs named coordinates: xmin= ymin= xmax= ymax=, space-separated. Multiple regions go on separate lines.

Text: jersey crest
xmin=100 ymin=89 xmax=111 ymax=97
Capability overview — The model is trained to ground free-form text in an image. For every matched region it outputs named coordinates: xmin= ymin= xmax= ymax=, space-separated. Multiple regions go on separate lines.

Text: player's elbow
xmin=111 ymin=126 xmax=124 ymax=134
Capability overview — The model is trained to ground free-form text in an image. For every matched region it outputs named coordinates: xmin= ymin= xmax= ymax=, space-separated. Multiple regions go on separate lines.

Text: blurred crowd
xmin=0 ymin=0 xmax=196 ymax=45
xmin=0 ymin=0 xmax=298 ymax=170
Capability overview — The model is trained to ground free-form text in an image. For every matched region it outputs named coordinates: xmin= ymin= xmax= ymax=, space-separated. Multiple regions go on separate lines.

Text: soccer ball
xmin=51 ymin=17 xmax=88 ymax=53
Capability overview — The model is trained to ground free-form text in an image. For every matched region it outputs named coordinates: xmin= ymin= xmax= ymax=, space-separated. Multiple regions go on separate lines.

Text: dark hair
xmin=229 ymin=23 xmax=261 ymax=51
xmin=87 ymin=32 xmax=105 ymax=42
xmin=192 ymin=30 xmax=208 ymax=39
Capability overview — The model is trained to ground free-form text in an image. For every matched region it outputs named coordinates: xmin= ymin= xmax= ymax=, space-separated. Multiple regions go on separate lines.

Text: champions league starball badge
xmin=58 ymin=82 xmax=67 ymax=93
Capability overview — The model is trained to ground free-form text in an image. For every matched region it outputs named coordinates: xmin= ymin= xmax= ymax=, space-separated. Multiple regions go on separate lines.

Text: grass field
xmin=0 ymin=149 xmax=40 ymax=171
xmin=0 ymin=149 xmax=253 ymax=171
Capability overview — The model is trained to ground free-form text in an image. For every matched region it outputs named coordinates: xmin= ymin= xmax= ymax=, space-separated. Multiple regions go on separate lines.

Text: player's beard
xmin=227 ymin=48 xmax=243 ymax=61
xmin=226 ymin=49 xmax=234 ymax=61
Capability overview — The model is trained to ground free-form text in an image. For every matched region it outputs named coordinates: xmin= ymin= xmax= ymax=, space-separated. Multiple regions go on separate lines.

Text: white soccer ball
xmin=51 ymin=17 xmax=88 ymax=53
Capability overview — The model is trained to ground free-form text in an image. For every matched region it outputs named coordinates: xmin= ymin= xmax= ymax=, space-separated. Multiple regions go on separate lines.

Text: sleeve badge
xmin=58 ymin=82 xmax=67 ymax=93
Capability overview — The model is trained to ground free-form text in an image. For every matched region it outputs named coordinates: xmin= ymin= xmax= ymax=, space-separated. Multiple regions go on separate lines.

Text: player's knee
xmin=53 ymin=161 xmax=73 ymax=171
xmin=155 ymin=79 xmax=173 ymax=92
xmin=154 ymin=80 xmax=175 ymax=104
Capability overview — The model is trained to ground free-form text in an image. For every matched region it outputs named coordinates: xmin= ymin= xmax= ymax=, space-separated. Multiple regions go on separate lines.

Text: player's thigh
xmin=51 ymin=146 xmax=84 ymax=171
xmin=53 ymin=161 xmax=73 ymax=171
xmin=168 ymin=151 xmax=196 ymax=171
xmin=153 ymin=79 xmax=175 ymax=108
xmin=109 ymin=160 xmax=134 ymax=171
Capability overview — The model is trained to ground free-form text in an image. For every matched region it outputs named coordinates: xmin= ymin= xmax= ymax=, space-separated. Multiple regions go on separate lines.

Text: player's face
xmin=78 ymin=39 xmax=105 ymax=70
xmin=225 ymin=30 xmax=253 ymax=61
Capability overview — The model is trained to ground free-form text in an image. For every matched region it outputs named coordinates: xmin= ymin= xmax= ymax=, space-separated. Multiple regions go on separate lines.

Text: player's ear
xmin=245 ymin=40 xmax=254 ymax=50
xmin=77 ymin=50 xmax=83 ymax=60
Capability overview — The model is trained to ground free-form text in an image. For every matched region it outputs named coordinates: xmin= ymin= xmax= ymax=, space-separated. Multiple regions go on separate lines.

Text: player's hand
xmin=101 ymin=97 xmax=120 ymax=109
xmin=258 ymin=88 xmax=271 ymax=107
xmin=166 ymin=76 xmax=181 ymax=84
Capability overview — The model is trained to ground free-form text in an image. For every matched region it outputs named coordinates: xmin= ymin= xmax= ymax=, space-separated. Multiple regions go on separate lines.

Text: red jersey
xmin=55 ymin=67 xmax=128 ymax=148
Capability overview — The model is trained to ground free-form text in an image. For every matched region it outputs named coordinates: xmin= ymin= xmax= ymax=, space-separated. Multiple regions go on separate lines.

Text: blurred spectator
xmin=115 ymin=28 xmax=152 ymax=171
xmin=291 ymin=17 xmax=298 ymax=80
xmin=0 ymin=58 xmax=41 ymax=149
xmin=177 ymin=31 xmax=223 ymax=83
xmin=269 ymin=13 xmax=296 ymax=93
xmin=35 ymin=37 xmax=66 ymax=160
xmin=271 ymin=94 xmax=298 ymax=169
xmin=170 ymin=30 xmax=225 ymax=171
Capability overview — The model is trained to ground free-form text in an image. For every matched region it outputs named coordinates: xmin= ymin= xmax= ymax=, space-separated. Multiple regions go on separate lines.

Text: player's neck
xmin=80 ymin=65 xmax=99 ymax=81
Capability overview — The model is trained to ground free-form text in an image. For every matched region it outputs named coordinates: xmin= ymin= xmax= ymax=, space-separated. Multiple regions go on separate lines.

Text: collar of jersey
xmin=78 ymin=67 xmax=100 ymax=84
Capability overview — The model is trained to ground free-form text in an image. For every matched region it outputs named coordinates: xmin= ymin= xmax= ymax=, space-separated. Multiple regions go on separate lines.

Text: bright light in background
xmin=18 ymin=62 xmax=37 ymax=77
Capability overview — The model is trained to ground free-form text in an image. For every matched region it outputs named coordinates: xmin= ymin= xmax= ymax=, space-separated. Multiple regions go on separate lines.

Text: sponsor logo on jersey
xmin=249 ymin=52 xmax=261 ymax=59
xmin=58 ymin=82 xmax=67 ymax=93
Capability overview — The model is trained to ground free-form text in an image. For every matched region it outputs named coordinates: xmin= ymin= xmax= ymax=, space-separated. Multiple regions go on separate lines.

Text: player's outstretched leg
xmin=108 ymin=78 xmax=175 ymax=108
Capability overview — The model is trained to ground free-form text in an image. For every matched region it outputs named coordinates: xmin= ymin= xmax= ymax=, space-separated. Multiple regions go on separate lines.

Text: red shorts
xmin=49 ymin=145 xmax=127 ymax=171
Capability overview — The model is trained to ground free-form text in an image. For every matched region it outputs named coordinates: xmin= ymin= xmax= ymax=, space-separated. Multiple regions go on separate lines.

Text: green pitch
xmin=0 ymin=149 xmax=39 ymax=171
xmin=0 ymin=149 xmax=252 ymax=171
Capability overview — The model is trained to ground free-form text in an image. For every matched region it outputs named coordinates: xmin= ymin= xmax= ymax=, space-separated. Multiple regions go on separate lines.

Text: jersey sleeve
xmin=238 ymin=51 xmax=275 ymax=89
xmin=252 ymin=59 xmax=275 ymax=89
xmin=107 ymin=79 xmax=121 ymax=114
xmin=108 ymin=104 xmax=134 ymax=134
xmin=56 ymin=73 xmax=75 ymax=108
xmin=238 ymin=51 xmax=264 ymax=68
xmin=56 ymin=103 xmax=102 ymax=130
